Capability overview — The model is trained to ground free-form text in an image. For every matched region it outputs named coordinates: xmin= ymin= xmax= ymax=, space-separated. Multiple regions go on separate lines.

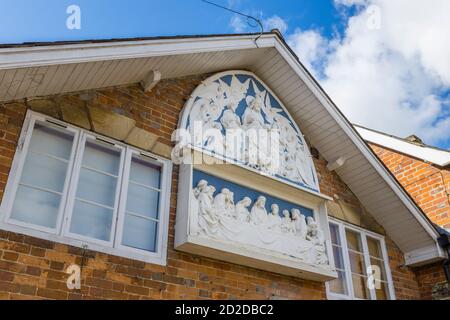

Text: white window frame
xmin=0 ymin=110 xmax=173 ymax=265
xmin=326 ymin=218 xmax=396 ymax=300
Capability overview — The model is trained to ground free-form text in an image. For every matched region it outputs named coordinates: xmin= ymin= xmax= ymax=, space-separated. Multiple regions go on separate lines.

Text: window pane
xmin=122 ymin=214 xmax=158 ymax=252
xmin=329 ymin=224 xmax=340 ymax=245
xmin=129 ymin=157 xmax=161 ymax=189
xmin=126 ymin=183 xmax=159 ymax=219
xmin=346 ymin=230 xmax=362 ymax=252
xmin=367 ymin=237 xmax=382 ymax=258
xmin=122 ymin=157 xmax=161 ymax=252
xmin=70 ymin=200 xmax=113 ymax=241
xmin=10 ymin=123 xmax=74 ymax=229
xmin=76 ymin=168 xmax=117 ymax=207
xmin=332 ymin=245 xmax=345 ymax=269
xmin=375 ymin=281 xmax=389 ymax=300
xmin=82 ymin=141 xmax=120 ymax=175
xmin=352 ymin=274 xmax=370 ymax=299
xmin=70 ymin=140 xmax=121 ymax=241
xmin=348 ymin=251 xmax=366 ymax=275
xmin=329 ymin=270 xmax=347 ymax=295
xmin=11 ymin=185 xmax=60 ymax=228
xmin=21 ymin=152 xmax=68 ymax=193
xmin=29 ymin=123 xmax=74 ymax=160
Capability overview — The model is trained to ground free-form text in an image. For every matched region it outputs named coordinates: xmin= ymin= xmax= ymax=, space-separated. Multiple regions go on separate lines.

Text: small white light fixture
xmin=140 ymin=70 xmax=162 ymax=92
xmin=327 ymin=157 xmax=346 ymax=172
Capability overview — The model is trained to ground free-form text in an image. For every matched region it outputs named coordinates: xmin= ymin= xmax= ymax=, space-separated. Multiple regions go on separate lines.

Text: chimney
xmin=405 ymin=135 xmax=424 ymax=145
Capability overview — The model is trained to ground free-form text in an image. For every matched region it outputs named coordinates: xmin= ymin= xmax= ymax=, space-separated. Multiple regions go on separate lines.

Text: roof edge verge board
xmin=355 ymin=125 xmax=450 ymax=167
xmin=0 ymin=32 xmax=445 ymax=265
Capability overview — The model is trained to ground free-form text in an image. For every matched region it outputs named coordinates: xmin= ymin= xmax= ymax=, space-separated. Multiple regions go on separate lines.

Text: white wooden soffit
xmin=0 ymin=33 xmax=444 ymax=265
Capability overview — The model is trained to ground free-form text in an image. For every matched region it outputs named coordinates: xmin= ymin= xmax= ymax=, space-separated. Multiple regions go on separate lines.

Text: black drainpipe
xmin=436 ymin=226 xmax=450 ymax=281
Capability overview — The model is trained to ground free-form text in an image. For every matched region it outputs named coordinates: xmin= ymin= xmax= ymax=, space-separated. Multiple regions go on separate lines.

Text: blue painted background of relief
xmin=185 ymin=73 xmax=319 ymax=193
xmin=193 ymin=170 xmax=314 ymax=218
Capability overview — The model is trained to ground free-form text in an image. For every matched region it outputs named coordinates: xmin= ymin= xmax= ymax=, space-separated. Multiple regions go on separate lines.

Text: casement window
xmin=326 ymin=219 xmax=396 ymax=300
xmin=0 ymin=111 xmax=172 ymax=265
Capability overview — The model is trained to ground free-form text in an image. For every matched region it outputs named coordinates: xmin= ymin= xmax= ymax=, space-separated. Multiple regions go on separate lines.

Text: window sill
xmin=0 ymin=220 xmax=168 ymax=266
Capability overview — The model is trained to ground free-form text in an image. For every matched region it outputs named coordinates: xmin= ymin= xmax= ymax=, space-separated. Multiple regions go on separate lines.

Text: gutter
xmin=436 ymin=226 xmax=450 ymax=281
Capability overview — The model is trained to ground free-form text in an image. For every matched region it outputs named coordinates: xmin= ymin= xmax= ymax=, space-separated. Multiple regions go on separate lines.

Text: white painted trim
xmin=0 ymin=35 xmax=277 ymax=70
xmin=356 ymin=125 xmax=450 ymax=167
xmin=0 ymin=110 xmax=173 ymax=266
xmin=404 ymin=245 xmax=446 ymax=266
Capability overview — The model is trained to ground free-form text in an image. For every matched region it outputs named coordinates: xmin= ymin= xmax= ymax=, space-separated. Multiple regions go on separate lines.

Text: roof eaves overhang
xmin=0 ymin=32 xmax=445 ymax=265
xmin=0 ymin=33 xmax=277 ymax=70
xmin=269 ymin=36 xmax=444 ymax=265
xmin=355 ymin=125 xmax=450 ymax=167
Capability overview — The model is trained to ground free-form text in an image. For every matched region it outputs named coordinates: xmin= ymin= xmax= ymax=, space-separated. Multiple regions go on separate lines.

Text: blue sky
xmin=0 ymin=0 xmax=449 ymax=149
xmin=0 ymin=0 xmax=343 ymax=43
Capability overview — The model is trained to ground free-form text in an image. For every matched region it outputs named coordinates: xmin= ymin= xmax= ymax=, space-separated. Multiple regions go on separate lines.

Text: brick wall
xmin=0 ymin=75 xmax=429 ymax=299
xmin=368 ymin=143 xmax=449 ymax=299
xmin=369 ymin=144 xmax=450 ymax=230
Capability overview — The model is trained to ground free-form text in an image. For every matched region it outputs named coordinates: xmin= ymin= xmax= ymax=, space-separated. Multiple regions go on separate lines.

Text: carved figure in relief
xmin=221 ymin=104 xmax=242 ymax=130
xmin=223 ymin=77 xmax=250 ymax=111
xmin=281 ymin=210 xmax=295 ymax=234
xmin=197 ymin=183 xmax=220 ymax=234
xmin=249 ymin=196 xmax=268 ymax=226
xmin=243 ymin=94 xmax=266 ymax=132
xmin=267 ymin=204 xmax=282 ymax=232
xmin=291 ymin=209 xmax=307 ymax=239
xmin=190 ymin=180 xmax=208 ymax=235
xmin=184 ymin=73 xmax=320 ymax=191
xmin=190 ymin=180 xmax=329 ymax=266
xmin=306 ymin=216 xmax=328 ymax=265
xmin=213 ymin=188 xmax=235 ymax=218
xmin=234 ymin=197 xmax=252 ymax=222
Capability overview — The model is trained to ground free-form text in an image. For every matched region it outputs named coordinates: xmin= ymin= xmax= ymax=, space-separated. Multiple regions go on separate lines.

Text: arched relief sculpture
xmin=179 ymin=71 xmax=320 ymax=192
xmin=190 ymin=179 xmax=329 ymax=266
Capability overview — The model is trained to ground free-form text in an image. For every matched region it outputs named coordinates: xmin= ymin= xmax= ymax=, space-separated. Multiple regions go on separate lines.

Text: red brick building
xmin=356 ymin=125 xmax=450 ymax=299
xmin=0 ymin=32 xmax=448 ymax=300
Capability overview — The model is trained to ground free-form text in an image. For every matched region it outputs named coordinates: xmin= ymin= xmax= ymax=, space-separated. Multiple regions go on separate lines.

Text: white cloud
xmin=288 ymin=0 xmax=450 ymax=147
xmin=229 ymin=14 xmax=288 ymax=35
xmin=263 ymin=15 xmax=288 ymax=34
xmin=230 ymin=15 xmax=247 ymax=33
xmin=287 ymin=29 xmax=331 ymax=78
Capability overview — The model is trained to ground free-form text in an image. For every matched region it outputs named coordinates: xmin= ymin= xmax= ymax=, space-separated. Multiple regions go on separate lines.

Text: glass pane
xmin=70 ymin=200 xmax=113 ymax=241
xmin=126 ymin=183 xmax=159 ymax=219
xmin=69 ymin=140 xmax=121 ymax=242
xmin=329 ymin=224 xmax=340 ymax=245
xmin=21 ymin=152 xmax=68 ymax=193
xmin=346 ymin=229 xmax=362 ymax=252
xmin=82 ymin=141 xmax=120 ymax=175
xmin=352 ymin=274 xmax=370 ymax=299
xmin=129 ymin=157 xmax=161 ymax=189
xmin=375 ymin=281 xmax=389 ymax=300
xmin=29 ymin=123 xmax=74 ymax=160
xmin=348 ymin=251 xmax=366 ymax=275
xmin=122 ymin=214 xmax=158 ymax=252
xmin=10 ymin=123 xmax=74 ymax=230
xmin=370 ymin=258 xmax=387 ymax=281
xmin=329 ymin=270 xmax=347 ymax=295
xmin=76 ymin=168 xmax=117 ymax=207
xmin=367 ymin=237 xmax=382 ymax=258
xmin=11 ymin=185 xmax=60 ymax=228
xmin=332 ymin=245 xmax=345 ymax=269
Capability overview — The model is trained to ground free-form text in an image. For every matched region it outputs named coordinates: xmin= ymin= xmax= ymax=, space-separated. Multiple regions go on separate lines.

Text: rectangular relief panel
xmin=175 ymin=164 xmax=338 ymax=281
